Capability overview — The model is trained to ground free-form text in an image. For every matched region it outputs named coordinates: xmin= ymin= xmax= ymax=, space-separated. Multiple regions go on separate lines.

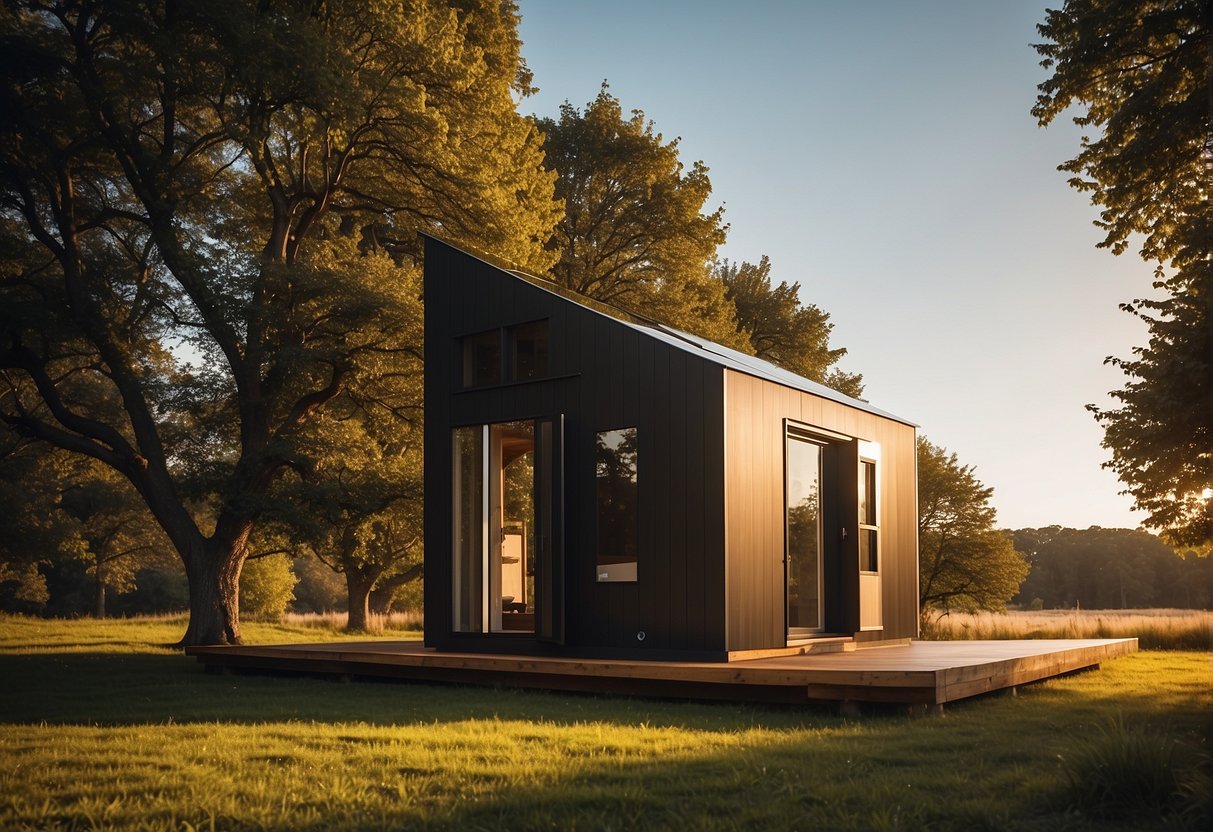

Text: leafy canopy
xmin=716 ymin=256 xmax=863 ymax=397
xmin=917 ymin=437 xmax=1028 ymax=622
xmin=0 ymin=0 xmax=559 ymax=644
xmin=537 ymin=85 xmax=862 ymax=395
xmin=537 ymin=84 xmax=744 ymax=348
xmin=1033 ymin=0 xmax=1210 ymax=548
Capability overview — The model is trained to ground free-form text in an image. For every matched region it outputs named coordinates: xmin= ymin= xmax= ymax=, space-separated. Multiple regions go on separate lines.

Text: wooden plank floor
xmin=186 ymin=638 xmax=1138 ymax=706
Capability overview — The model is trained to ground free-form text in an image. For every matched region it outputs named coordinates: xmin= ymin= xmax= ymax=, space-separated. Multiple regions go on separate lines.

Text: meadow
xmin=924 ymin=608 xmax=1211 ymax=650
xmin=0 ymin=614 xmax=1209 ymax=831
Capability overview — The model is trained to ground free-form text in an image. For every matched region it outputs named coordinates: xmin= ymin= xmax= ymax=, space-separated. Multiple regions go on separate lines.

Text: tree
xmin=0 ymin=1 xmax=560 ymax=644
xmin=239 ymin=553 xmax=298 ymax=621
xmin=716 ymin=256 xmax=863 ymax=397
xmin=536 ymin=85 xmax=746 ymax=347
xmin=917 ymin=437 xmax=1028 ymax=624
xmin=57 ymin=463 xmax=174 ymax=618
xmin=278 ymin=401 xmax=424 ymax=631
xmin=1034 ymin=0 xmax=1211 ymax=548
xmin=1013 ymin=526 xmax=1213 ymax=609
xmin=0 ymin=439 xmax=171 ymax=617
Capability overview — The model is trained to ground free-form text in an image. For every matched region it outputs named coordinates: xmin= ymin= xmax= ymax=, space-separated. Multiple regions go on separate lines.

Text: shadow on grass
xmin=0 ymin=650 xmax=1207 ymax=733
xmin=2 ymin=651 xmax=1208 ymax=831
xmin=0 ymin=651 xmax=850 ymax=730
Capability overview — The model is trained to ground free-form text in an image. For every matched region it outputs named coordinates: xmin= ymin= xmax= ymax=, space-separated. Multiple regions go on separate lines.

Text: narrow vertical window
xmin=452 ymin=425 xmax=485 ymax=631
xmin=462 ymin=330 xmax=501 ymax=387
xmin=859 ymin=459 xmax=879 ymax=573
xmin=596 ymin=427 xmax=638 ymax=582
xmin=509 ymin=321 xmax=549 ymax=381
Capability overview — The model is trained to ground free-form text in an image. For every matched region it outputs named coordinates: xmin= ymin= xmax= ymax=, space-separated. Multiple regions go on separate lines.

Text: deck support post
xmin=838 ymin=700 xmax=861 ymax=717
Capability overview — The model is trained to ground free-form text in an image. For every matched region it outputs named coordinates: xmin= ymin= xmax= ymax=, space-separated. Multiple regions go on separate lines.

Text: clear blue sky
xmin=516 ymin=0 xmax=1150 ymax=531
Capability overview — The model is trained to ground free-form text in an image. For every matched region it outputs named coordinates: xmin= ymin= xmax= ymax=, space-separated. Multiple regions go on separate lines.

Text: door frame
xmin=783 ymin=420 xmax=855 ymax=642
xmin=450 ymin=415 xmax=564 ymax=643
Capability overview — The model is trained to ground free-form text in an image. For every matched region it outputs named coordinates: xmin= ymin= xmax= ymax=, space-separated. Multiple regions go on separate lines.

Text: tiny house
xmin=423 ymin=236 xmax=918 ymax=661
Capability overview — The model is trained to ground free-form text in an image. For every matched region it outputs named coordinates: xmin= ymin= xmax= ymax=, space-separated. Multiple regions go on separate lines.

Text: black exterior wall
xmin=423 ymin=237 xmax=728 ymax=660
xmin=422 ymin=236 xmax=918 ymax=661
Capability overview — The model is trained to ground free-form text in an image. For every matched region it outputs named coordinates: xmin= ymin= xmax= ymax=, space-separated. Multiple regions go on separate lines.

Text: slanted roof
xmin=425 ymin=234 xmax=916 ymax=427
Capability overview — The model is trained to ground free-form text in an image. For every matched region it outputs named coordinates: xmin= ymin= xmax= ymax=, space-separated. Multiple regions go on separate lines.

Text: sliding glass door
xmin=452 ymin=418 xmax=562 ymax=640
xmin=786 ymin=434 xmax=824 ymax=635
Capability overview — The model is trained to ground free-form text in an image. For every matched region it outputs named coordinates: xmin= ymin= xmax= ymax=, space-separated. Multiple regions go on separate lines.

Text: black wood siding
xmin=423 ymin=237 xmax=727 ymax=658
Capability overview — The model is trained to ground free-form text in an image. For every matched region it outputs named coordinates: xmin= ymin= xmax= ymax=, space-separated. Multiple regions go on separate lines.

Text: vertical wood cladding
xmin=424 ymin=238 xmax=727 ymax=657
xmin=723 ymin=369 xmax=918 ymax=651
xmin=425 ymin=237 xmax=916 ymax=660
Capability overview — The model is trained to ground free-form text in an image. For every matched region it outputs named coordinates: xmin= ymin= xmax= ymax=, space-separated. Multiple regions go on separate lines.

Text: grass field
xmin=923 ymin=608 xmax=1211 ymax=650
xmin=1 ymin=615 xmax=1209 ymax=831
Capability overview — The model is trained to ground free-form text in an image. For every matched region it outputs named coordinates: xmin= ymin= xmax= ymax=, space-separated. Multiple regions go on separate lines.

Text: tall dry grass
xmin=922 ymin=609 xmax=1211 ymax=650
xmin=280 ymin=609 xmax=423 ymax=634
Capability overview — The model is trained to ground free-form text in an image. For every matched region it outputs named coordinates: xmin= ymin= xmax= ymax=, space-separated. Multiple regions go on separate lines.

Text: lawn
xmin=1 ymin=616 xmax=1208 ymax=831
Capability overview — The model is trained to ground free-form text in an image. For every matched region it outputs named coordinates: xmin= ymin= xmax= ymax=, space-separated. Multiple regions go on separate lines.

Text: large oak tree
xmin=0 ymin=0 xmax=560 ymax=645
xmin=1034 ymin=0 xmax=1210 ymax=548
xmin=536 ymin=85 xmax=746 ymax=348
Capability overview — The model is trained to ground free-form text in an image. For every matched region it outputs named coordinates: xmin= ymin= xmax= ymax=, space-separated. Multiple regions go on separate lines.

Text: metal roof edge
xmin=422 ymin=233 xmax=918 ymax=429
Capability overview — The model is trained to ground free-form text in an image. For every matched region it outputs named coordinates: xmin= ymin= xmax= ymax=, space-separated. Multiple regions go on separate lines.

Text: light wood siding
xmin=723 ymin=369 xmax=918 ymax=651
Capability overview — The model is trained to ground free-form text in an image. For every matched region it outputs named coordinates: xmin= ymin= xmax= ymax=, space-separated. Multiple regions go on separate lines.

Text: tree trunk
xmin=94 ymin=573 xmax=106 ymax=619
xmin=346 ymin=570 xmax=375 ymax=632
xmin=177 ymin=542 xmax=244 ymax=646
xmin=369 ymin=565 xmax=423 ymax=614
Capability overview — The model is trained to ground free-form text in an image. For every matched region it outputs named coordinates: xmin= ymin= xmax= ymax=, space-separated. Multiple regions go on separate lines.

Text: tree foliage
xmin=239 ymin=553 xmax=298 ymax=621
xmin=275 ymin=391 xmax=424 ymax=631
xmin=1013 ymin=526 xmax=1212 ymax=610
xmin=0 ymin=0 xmax=559 ymax=644
xmin=716 ymin=256 xmax=863 ymax=397
xmin=917 ymin=437 xmax=1029 ymax=622
xmin=537 ymin=85 xmax=744 ymax=347
xmin=0 ymin=438 xmax=172 ymax=617
xmin=1033 ymin=0 xmax=1211 ymax=548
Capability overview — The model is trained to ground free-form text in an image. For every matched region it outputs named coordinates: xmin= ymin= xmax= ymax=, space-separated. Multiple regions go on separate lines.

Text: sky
xmin=515 ymin=0 xmax=1153 ymax=531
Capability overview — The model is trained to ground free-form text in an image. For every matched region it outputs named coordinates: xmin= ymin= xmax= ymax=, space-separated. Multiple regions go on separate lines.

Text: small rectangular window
xmin=462 ymin=330 xmax=501 ymax=388
xmin=510 ymin=321 xmax=549 ymax=381
xmin=859 ymin=459 xmax=878 ymax=572
xmin=596 ymin=427 xmax=638 ymax=582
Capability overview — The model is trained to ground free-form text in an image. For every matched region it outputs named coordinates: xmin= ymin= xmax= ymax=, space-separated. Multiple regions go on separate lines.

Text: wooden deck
xmin=186 ymin=638 xmax=1138 ymax=707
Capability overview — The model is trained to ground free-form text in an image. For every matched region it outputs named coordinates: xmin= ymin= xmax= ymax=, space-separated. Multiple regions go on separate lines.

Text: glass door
xmin=491 ymin=421 xmax=535 ymax=633
xmin=786 ymin=434 xmax=824 ymax=635
xmin=452 ymin=418 xmax=562 ymax=640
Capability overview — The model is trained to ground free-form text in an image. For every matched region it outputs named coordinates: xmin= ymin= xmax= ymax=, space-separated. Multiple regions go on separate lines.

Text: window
xmin=509 ymin=321 xmax=548 ymax=381
xmin=786 ymin=433 xmax=823 ymax=633
xmin=451 ymin=420 xmax=540 ymax=634
xmin=859 ymin=459 xmax=878 ymax=573
xmin=596 ymin=427 xmax=638 ymax=582
xmin=462 ymin=330 xmax=501 ymax=388
xmin=461 ymin=320 xmax=550 ymax=388
xmin=452 ymin=425 xmax=485 ymax=632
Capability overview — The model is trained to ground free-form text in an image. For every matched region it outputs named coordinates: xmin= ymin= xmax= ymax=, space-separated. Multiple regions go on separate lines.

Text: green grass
xmin=1 ymin=616 xmax=1209 ymax=831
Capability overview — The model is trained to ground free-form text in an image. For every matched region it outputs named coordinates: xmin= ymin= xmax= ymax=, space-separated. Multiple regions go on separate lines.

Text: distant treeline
xmin=1012 ymin=527 xmax=1211 ymax=610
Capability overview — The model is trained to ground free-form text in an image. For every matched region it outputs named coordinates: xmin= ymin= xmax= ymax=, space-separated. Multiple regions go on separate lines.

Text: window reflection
xmin=462 ymin=330 xmax=500 ymax=387
xmin=510 ymin=321 xmax=549 ymax=381
xmin=786 ymin=436 xmax=822 ymax=632
xmin=859 ymin=459 xmax=878 ymax=573
xmin=596 ymin=427 xmax=638 ymax=582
